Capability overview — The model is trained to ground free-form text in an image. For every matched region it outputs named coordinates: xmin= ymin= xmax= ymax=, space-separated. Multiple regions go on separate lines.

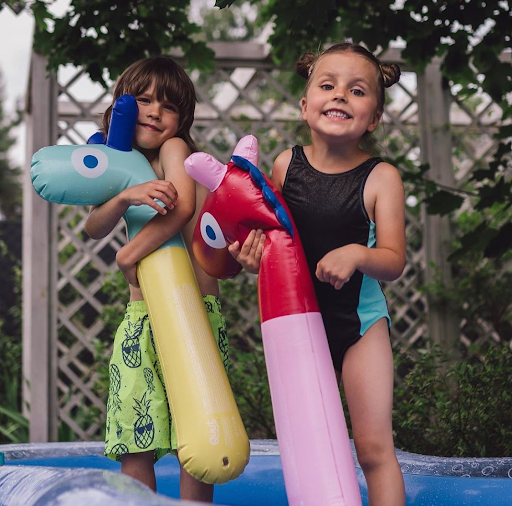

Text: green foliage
xmin=97 ymin=270 xmax=130 ymax=335
xmin=57 ymin=389 xmax=104 ymax=442
xmin=200 ymin=1 xmax=262 ymax=42
xmin=0 ymin=70 xmax=23 ymax=441
xmin=393 ymin=343 xmax=512 ymax=457
xmin=228 ymin=344 xmax=275 ymax=438
xmin=90 ymin=269 xmax=128 ymax=418
xmin=220 ymin=273 xmax=275 ymax=438
xmin=0 ymin=377 xmax=29 ymax=444
xmin=242 ymin=0 xmax=510 ymax=101
xmin=67 ymin=270 xmax=128 ymax=441
xmin=29 ymin=0 xmax=215 ymax=87
xmin=424 ymin=208 xmax=512 ymax=342
xmin=0 ymin=240 xmax=25 ymax=444
xmin=0 ymin=73 xmax=22 ymax=219
xmin=1 ymin=1 xmax=26 ymax=15
xmin=214 ymin=0 xmax=237 ymax=8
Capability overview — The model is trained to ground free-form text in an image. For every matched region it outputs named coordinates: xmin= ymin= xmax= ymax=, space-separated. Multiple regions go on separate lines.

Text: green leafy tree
xmin=2 ymin=0 xmax=216 ymax=86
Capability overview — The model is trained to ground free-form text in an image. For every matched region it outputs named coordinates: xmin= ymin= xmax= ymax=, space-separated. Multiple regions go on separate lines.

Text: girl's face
xmin=301 ymin=52 xmax=381 ymax=145
xmin=133 ymin=80 xmax=180 ymax=155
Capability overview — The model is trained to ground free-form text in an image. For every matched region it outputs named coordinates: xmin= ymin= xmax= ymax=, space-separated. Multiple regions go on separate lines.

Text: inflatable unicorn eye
xmin=200 ymin=212 xmax=227 ymax=249
xmin=71 ymin=147 xmax=109 ymax=179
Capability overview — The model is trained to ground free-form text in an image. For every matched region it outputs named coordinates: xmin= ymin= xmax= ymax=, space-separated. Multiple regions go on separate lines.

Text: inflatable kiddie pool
xmin=1 ymin=440 xmax=511 ymax=505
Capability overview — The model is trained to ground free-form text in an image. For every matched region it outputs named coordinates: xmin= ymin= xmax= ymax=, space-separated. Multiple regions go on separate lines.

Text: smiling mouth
xmin=138 ymin=123 xmax=162 ymax=132
xmin=324 ymin=110 xmax=351 ymax=119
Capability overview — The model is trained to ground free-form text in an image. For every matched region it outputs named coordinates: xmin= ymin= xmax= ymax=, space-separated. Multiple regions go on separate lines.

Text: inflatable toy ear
xmin=186 ymin=136 xmax=362 ymax=506
xmin=30 ymin=96 xmax=250 ymax=485
xmin=87 ymin=132 xmax=106 ymax=145
xmin=184 ymin=135 xmax=260 ymax=279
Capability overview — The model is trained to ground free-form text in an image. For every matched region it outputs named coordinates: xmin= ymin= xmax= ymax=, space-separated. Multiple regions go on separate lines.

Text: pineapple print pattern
xmin=110 ymin=443 xmax=129 ymax=462
xmin=205 ymin=296 xmax=229 ymax=369
xmin=107 ymin=364 xmax=122 ymax=414
xmin=149 ymin=324 xmax=156 ymax=353
xmin=144 ymin=366 xmax=156 ymax=393
xmin=133 ymin=392 xmax=155 ymax=449
xmin=121 ymin=315 xmax=148 ymax=368
xmin=217 ymin=327 xmax=229 ymax=369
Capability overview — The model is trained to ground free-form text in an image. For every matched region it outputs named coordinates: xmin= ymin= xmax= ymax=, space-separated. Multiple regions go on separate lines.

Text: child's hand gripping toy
xmin=30 ymin=95 xmax=250 ymax=484
xmin=184 ymin=135 xmax=362 ymax=506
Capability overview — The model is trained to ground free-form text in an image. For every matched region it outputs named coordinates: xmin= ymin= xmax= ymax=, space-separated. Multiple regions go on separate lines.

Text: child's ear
xmin=367 ymin=111 xmax=382 ymax=133
xmin=301 ymin=97 xmax=308 ymax=120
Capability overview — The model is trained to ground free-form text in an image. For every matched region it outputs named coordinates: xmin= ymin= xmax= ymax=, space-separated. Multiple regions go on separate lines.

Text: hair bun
xmin=296 ymin=52 xmax=317 ymax=79
xmin=380 ymin=63 xmax=401 ymax=88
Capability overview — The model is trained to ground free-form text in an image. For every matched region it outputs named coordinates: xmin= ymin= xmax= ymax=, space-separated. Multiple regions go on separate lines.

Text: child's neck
xmin=305 ymin=137 xmax=369 ymax=174
xmin=138 ymin=147 xmax=159 ymax=165
xmin=134 ymin=146 xmax=163 ymax=178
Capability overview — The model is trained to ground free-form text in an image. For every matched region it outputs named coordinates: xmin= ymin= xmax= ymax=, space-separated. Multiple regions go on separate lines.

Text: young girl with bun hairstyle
xmin=230 ymin=43 xmax=406 ymax=505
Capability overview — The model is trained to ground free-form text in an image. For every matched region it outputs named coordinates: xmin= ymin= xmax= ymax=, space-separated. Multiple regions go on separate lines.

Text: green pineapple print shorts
xmin=104 ymin=295 xmax=229 ymax=462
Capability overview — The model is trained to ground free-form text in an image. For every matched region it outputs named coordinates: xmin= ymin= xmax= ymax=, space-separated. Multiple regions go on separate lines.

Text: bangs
xmin=151 ymin=69 xmax=184 ymax=107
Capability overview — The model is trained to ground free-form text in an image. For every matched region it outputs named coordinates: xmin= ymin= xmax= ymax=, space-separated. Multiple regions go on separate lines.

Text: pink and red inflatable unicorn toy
xmin=185 ymin=135 xmax=362 ymax=506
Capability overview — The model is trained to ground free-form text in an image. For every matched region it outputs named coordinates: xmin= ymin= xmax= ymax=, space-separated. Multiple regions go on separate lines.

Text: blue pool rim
xmin=1 ymin=440 xmax=511 ymax=505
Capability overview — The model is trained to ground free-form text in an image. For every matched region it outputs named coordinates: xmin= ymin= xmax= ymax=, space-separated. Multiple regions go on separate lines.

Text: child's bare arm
xmin=85 ymin=180 xmax=178 ymax=239
xmin=363 ymin=163 xmax=406 ymax=279
xmin=116 ymin=137 xmax=195 ymax=286
xmin=270 ymin=149 xmax=292 ymax=191
xmin=316 ymin=163 xmax=406 ymax=290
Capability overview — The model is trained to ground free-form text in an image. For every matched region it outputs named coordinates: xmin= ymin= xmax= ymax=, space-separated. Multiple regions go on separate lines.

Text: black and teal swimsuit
xmin=282 ymin=146 xmax=390 ymax=371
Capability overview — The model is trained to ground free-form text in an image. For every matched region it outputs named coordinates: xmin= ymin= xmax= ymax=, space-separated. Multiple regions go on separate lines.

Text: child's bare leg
xmin=121 ymin=451 xmax=156 ymax=491
xmin=342 ymin=318 xmax=405 ymax=506
xmin=179 ymin=463 xmax=214 ymax=502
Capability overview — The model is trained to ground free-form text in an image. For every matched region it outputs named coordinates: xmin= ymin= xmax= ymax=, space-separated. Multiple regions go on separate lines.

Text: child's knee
xmin=354 ymin=435 xmax=393 ymax=471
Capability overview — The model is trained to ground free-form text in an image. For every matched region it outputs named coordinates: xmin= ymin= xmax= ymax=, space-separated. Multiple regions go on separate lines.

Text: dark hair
xmin=102 ymin=56 xmax=198 ymax=152
xmin=296 ymin=42 xmax=401 ymax=116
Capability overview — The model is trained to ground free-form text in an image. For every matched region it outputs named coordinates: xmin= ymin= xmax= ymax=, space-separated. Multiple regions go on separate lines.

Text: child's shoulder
xmin=157 ymin=137 xmax=192 ymax=178
xmin=271 ymin=148 xmax=294 ymax=190
xmin=372 ymin=160 xmax=402 ymax=181
xmin=274 ymin=148 xmax=294 ymax=166
xmin=367 ymin=160 xmax=404 ymax=194
xmin=159 ymin=136 xmax=191 ymax=158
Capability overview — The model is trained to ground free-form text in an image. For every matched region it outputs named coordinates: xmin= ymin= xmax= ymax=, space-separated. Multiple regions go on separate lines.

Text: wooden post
xmin=22 ymin=53 xmax=58 ymax=442
xmin=417 ymin=61 xmax=460 ymax=358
